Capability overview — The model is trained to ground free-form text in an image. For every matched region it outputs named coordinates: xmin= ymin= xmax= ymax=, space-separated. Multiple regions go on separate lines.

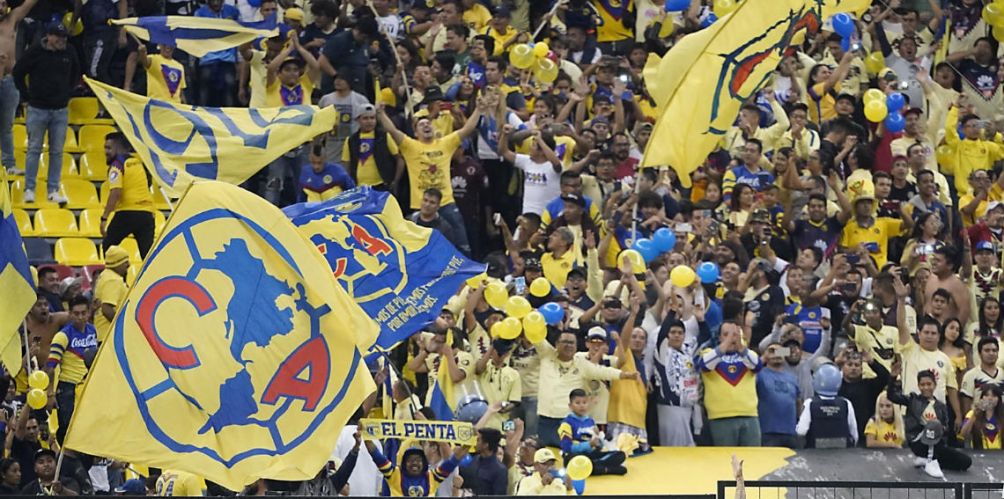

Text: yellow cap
xmin=104 ymin=245 xmax=130 ymax=268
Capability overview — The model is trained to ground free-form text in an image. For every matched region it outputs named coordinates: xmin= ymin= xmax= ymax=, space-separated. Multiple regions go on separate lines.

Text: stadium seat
xmin=116 ymin=237 xmax=142 ymax=263
xmin=78 ymin=151 xmax=109 ymax=181
xmin=62 ymin=128 xmax=80 ymax=153
xmin=77 ymin=125 xmax=116 ymax=152
xmin=12 ymin=123 xmax=26 ymax=150
xmin=12 ymin=208 xmax=33 ymax=236
xmin=154 ymin=210 xmax=166 ymax=236
xmin=23 ymin=238 xmax=53 ymax=264
xmin=126 ymin=263 xmax=139 ymax=285
xmin=78 ymin=209 xmax=104 ymax=238
xmin=9 ymin=179 xmax=57 ymax=209
xmin=68 ymin=97 xmax=114 ymax=125
xmin=62 ymin=178 xmax=100 ymax=209
xmin=54 ymin=238 xmax=101 ymax=266
xmin=33 ymin=208 xmax=79 ymax=237
xmin=38 ymin=154 xmax=78 ymax=180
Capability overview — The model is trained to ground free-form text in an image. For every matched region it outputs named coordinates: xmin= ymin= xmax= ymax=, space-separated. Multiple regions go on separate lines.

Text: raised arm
xmin=376 ymin=103 xmax=407 ymax=144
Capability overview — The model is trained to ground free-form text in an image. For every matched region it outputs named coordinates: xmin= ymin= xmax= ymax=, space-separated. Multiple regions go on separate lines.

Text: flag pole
xmin=366 ymin=1 xmax=414 ymax=119
xmin=531 ymin=0 xmax=566 ymax=40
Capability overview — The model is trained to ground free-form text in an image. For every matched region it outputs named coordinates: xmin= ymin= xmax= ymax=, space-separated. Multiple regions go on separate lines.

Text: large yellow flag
xmin=64 ymin=181 xmax=378 ymax=490
xmin=85 ymin=77 xmax=337 ymax=198
xmin=641 ymin=0 xmax=869 ymax=186
xmin=0 ymin=167 xmax=33 ymax=373
xmin=112 ymin=16 xmax=278 ymax=57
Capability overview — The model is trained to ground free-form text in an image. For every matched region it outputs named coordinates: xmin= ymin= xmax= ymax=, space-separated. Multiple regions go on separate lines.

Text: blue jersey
xmin=298 ymin=162 xmax=355 ymax=202
xmin=558 ymin=413 xmax=600 ymax=455
xmin=786 ymin=303 xmax=827 ymax=354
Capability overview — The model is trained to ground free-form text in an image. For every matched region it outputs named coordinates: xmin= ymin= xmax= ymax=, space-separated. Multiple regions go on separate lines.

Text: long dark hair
xmin=971 ymin=383 xmax=1004 ymax=450
xmin=978 ymin=297 xmax=1004 ymax=338
xmin=730 ymin=184 xmax=754 ymax=213
xmin=939 ymin=317 xmax=966 ymax=349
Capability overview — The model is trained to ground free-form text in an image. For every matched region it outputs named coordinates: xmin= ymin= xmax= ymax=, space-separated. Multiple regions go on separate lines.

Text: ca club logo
xmin=114 ymin=209 xmax=359 ymax=465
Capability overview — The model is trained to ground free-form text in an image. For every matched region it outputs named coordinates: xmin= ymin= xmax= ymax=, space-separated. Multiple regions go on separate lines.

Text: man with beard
xmin=836 ymin=348 xmax=891 ymax=446
xmin=35 ymin=267 xmax=63 ymax=312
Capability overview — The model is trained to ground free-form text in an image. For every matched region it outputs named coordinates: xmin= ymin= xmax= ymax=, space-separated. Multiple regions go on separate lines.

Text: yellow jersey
xmin=399 ymin=132 xmax=461 ymax=209
xmin=47 ymin=323 xmax=97 ymax=385
xmin=480 ymin=25 xmax=517 ymax=56
xmin=839 ymin=217 xmax=903 ymax=268
xmin=864 ymin=418 xmax=904 ymax=447
xmin=93 ymin=269 xmax=128 ymax=343
xmin=808 ymin=81 xmax=841 ymax=124
xmin=943 ymin=106 xmax=1004 ymax=195
xmin=155 ymin=470 xmax=207 ymax=496
xmin=463 ymin=3 xmax=492 ymax=31
xmin=342 ymin=131 xmax=400 ymax=186
xmin=541 ymin=250 xmax=576 ymax=288
xmin=146 ymin=54 xmax=186 ymax=103
xmin=265 ymin=73 xmax=314 ymax=108
xmin=248 ymin=50 xmax=268 ymax=108
xmin=963 ymin=410 xmax=1002 ymax=449
xmin=593 ymin=0 xmax=634 ymax=43
xmin=107 ymin=157 xmax=155 ymax=213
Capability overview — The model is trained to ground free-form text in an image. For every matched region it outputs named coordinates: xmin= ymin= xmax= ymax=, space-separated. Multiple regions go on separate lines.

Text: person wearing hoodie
xmin=836 ymin=347 xmax=891 ymax=443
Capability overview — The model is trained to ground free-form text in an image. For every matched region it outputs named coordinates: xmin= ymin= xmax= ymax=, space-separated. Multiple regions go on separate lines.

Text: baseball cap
xmin=835 ymin=91 xmax=856 ymax=104
xmin=987 ymin=201 xmax=1004 ymax=213
xmin=879 ymin=68 xmax=898 ymax=82
xmin=976 ymin=240 xmax=995 ymax=253
xmin=914 ymin=420 xmax=944 ymax=446
xmin=904 ymin=107 xmax=923 ymax=117
xmin=587 ymin=326 xmax=607 ymax=341
xmin=561 ymin=193 xmax=586 ymax=207
xmin=422 ymin=86 xmax=445 ymax=104
xmin=104 ymin=245 xmax=130 ymax=268
xmin=355 ymin=103 xmax=376 ymax=119
xmin=114 ymin=479 xmax=147 ymax=495
xmin=491 ymin=4 xmax=510 ymax=17
xmin=34 ymin=448 xmax=56 ymax=462
xmin=566 ymin=267 xmax=587 ymax=280
xmin=279 ymin=56 xmax=305 ymax=69
xmin=58 ymin=276 xmax=82 ymax=295
xmin=45 ymin=21 xmax=68 ymax=36
xmin=524 ymin=257 xmax=542 ymax=270
xmin=534 ymin=448 xmax=557 ymax=463
xmin=283 ymin=7 xmax=304 ymax=22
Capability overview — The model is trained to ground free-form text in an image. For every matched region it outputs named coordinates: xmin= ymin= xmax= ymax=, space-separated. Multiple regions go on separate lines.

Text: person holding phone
xmin=514 ymin=449 xmax=569 ymax=495
xmin=756 ymin=343 xmax=801 ymax=448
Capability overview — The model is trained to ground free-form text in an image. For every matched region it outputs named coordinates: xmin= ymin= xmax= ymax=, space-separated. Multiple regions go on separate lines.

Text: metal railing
xmin=717 ymin=480 xmax=967 ymax=499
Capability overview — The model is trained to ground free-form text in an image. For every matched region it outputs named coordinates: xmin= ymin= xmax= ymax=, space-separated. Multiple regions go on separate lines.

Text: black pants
xmin=482 ymin=158 xmax=520 ymax=227
xmin=563 ymin=449 xmax=626 ymax=475
xmin=55 ymin=381 xmax=76 ymax=445
xmin=908 ymin=441 xmax=972 ymax=471
xmin=197 ymin=61 xmax=236 ymax=107
xmin=103 ymin=210 xmax=155 ymax=259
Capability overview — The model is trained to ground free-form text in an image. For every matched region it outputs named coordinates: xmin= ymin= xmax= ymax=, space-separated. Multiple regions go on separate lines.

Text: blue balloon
xmin=540 ymin=302 xmax=564 ymax=326
xmin=697 ymin=261 xmax=720 ymax=284
xmin=831 ymin=13 xmax=855 ymax=38
xmin=653 ymin=227 xmax=676 ymax=253
xmin=572 ymin=479 xmax=586 ymax=496
xmin=664 ymin=0 xmax=690 ymax=12
xmin=840 ymin=36 xmax=851 ymax=53
xmin=633 ymin=238 xmax=657 ymax=263
xmin=460 ymin=454 xmax=474 ymax=467
xmin=884 ymin=112 xmax=905 ymax=133
xmin=700 ymin=13 xmax=717 ymax=28
xmin=886 ymin=92 xmax=905 ymax=112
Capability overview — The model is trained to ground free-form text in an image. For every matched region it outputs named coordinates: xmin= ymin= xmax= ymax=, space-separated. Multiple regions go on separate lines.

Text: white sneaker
xmin=923 ymin=459 xmax=944 ymax=479
xmin=47 ymin=191 xmax=68 ymax=205
xmin=23 ymin=189 xmax=34 ymax=203
xmin=913 ymin=456 xmax=928 ymax=468
xmin=5 ymin=166 xmax=23 ymax=176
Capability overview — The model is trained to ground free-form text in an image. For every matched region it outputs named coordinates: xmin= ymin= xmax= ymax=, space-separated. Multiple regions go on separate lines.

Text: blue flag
xmin=284 ymin=188 xmax=485 ymax=352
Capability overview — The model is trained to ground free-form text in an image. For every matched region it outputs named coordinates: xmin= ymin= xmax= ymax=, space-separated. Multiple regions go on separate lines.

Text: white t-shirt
xmin=333 ymin=424 xmax=384 ymax=496
xmin=513 ymin=153 xmax=560 ymax=215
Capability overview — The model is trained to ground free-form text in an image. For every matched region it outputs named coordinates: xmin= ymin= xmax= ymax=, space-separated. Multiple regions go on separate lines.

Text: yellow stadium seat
xmin=12 ymin=124 xmax=26 ymax=150
xmin=151 ymin=187 xmax=171 ymax=211
xmin=16 ymin=152 xmax=77 ymax=179
xmin=112 ymin=237 xmax=142 ymax=264
xmin=68 ymin=97 xmax=114 ymax=125
xmin=78 ymin=151 xmax=108 ymax=181
xmin=62 ymin=178 xmax=100 ymax=209
xmin=99 ymin=180 xmax=110 ymax=204
xmin=54 ymin=238 xmax=101 ymax=266
xmin=62 ymin=128 xmax=80 ymax=153
xmin=12 ymin=208 xmax=33 ymax=236
xmin=77 ymin=125 xmax=116 ymax=152
xmin=78 ymin=209 xmax=104 ymax=238
xmin=33 ymin=208 xmax=79 ymax=237
xmin=9 ymin=179 xmax=57 ymax=209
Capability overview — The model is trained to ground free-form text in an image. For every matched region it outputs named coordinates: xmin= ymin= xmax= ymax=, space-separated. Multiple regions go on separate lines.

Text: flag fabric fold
xmin=85 ymin=77 xmax=337 ymax=198
xmin=283 ymin=187 xmax=486 ymax=353
xmin=64 ymin=181 xmax=377 ymax=491
xmin=0 ymin=168 xmax=33 ymax=373
xmin=112 ymin=15 xmax=278 ymax=57
xmin=641 ymin=0 xmax=870 ymax=186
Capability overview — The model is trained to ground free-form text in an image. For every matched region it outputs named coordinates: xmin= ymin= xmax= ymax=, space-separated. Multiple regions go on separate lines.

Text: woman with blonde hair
xmin=864 ymin=391 xmax=905 ymax=448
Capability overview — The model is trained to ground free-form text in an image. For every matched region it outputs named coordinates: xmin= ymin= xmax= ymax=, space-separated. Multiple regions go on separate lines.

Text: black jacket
xmin=839 ymin=360 xmax=891 ymax=444
xmin=887 ymin=379 xmax=951 ymax=444
xmin=13 ymin=42 xmax=80 ymax=110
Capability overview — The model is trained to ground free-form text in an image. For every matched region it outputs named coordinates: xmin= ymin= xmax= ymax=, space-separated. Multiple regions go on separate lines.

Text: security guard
xmin=100 ymin=132 xmax=156 ymax=259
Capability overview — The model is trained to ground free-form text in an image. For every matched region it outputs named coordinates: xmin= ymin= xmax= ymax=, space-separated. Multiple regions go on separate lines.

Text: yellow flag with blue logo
xmin=111 ymin=15 xmax=278 ymax=57
xmin=641 ymin=0 xmax=869 ymax=186
xmin=0 ymin=167 xmax=33 ymax=374
xmin=85 ymin=77 xmax=337 ymax=198
xmin=63 ymin=181 xmax=378 ymax=490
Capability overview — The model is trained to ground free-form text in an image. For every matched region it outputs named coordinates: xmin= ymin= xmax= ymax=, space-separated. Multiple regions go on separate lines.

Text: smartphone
xmin=493 ymin=213 xmax=503 ymax=226
xmin=503 ymin=420 xmax=515 ymax=432
xmin=514 ymin=276 xmax=526 ymax=295
xmin=677 ymin=223 xmax=693 ymax=232
xmin=846 ymin=254 xmax=860 ymax=264
xmin=777 ymin=347 xmax=790 ymax=356
xmin=618 ymin=74 xmax=630 ymax=84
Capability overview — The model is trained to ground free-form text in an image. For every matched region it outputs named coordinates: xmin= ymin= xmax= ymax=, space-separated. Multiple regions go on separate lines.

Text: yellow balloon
xmin=27 ymin=388 xmax=47 ymax=410
xmin=505 ymin=295 xmax=533 ymax=319
xmin=524 ymin=323 xmax=547 ymax=344
xmin=485 ymin=281 xmax=508 ymax=309
xmin=862 ymin=88 xmax=885 ymax=105
xmin=510 ymin=44 xmax=535 ymax=69
xmin=28 ymin=370 xmax=49 ymax=390
xmin=566 ymin=455 xmax=594 ymax=481
xmin=620 ymin=249 xmax=645 ymax=273
xmin=864 ymin=99 xmax=888 ymax=123
xmin=490 ymin=321 xmax=504 ymax=338
xmin=864 ymin=52 xmax=885 ymax=75
xmin=994 ymin=24 xmax=1004 ymax=42
xmin=466 ymin=273 xmax=488 ymax=288
xmin=530 ymin=277 xmax=551 ymax=297
xmin=62 ymin=12 xmax=83 ymax=36
xmin=522 ymin=311 xmax=546 ymax=336
xmin=533 ymin=58 xmax=559 ymax=84
xmin=499 ymin=316 xmax=522 ymax=340
xmin=669 ymin=265 xmax=696 ymax=288
xmin=532 ymin=42 xmax=550 ymax=58
xmin=983 ymin=2 xmax=1004 ymax=26
xmin=713 ymin=0 xmax=737 ymax=17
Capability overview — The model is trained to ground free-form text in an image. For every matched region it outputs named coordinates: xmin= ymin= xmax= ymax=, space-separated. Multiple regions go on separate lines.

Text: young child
xmin=864 ymin=391 xmax=905 ymax=448
xmin=959 ymin=383 xmax=1003 ymax=450
xmin=558 ymin=388 xmax=627 ymax=476
xmin=796 ymin=363 xmax=858 ymax=448
xmin=887 ymin=370 xmax=973 ymax=478
xmin=365 ymin=440 xmax=467 ymax=497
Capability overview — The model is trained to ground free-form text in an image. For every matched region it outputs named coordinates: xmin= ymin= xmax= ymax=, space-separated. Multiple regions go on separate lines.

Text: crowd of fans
xmin=4 ymin=0 xmax=1004 ymax=495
